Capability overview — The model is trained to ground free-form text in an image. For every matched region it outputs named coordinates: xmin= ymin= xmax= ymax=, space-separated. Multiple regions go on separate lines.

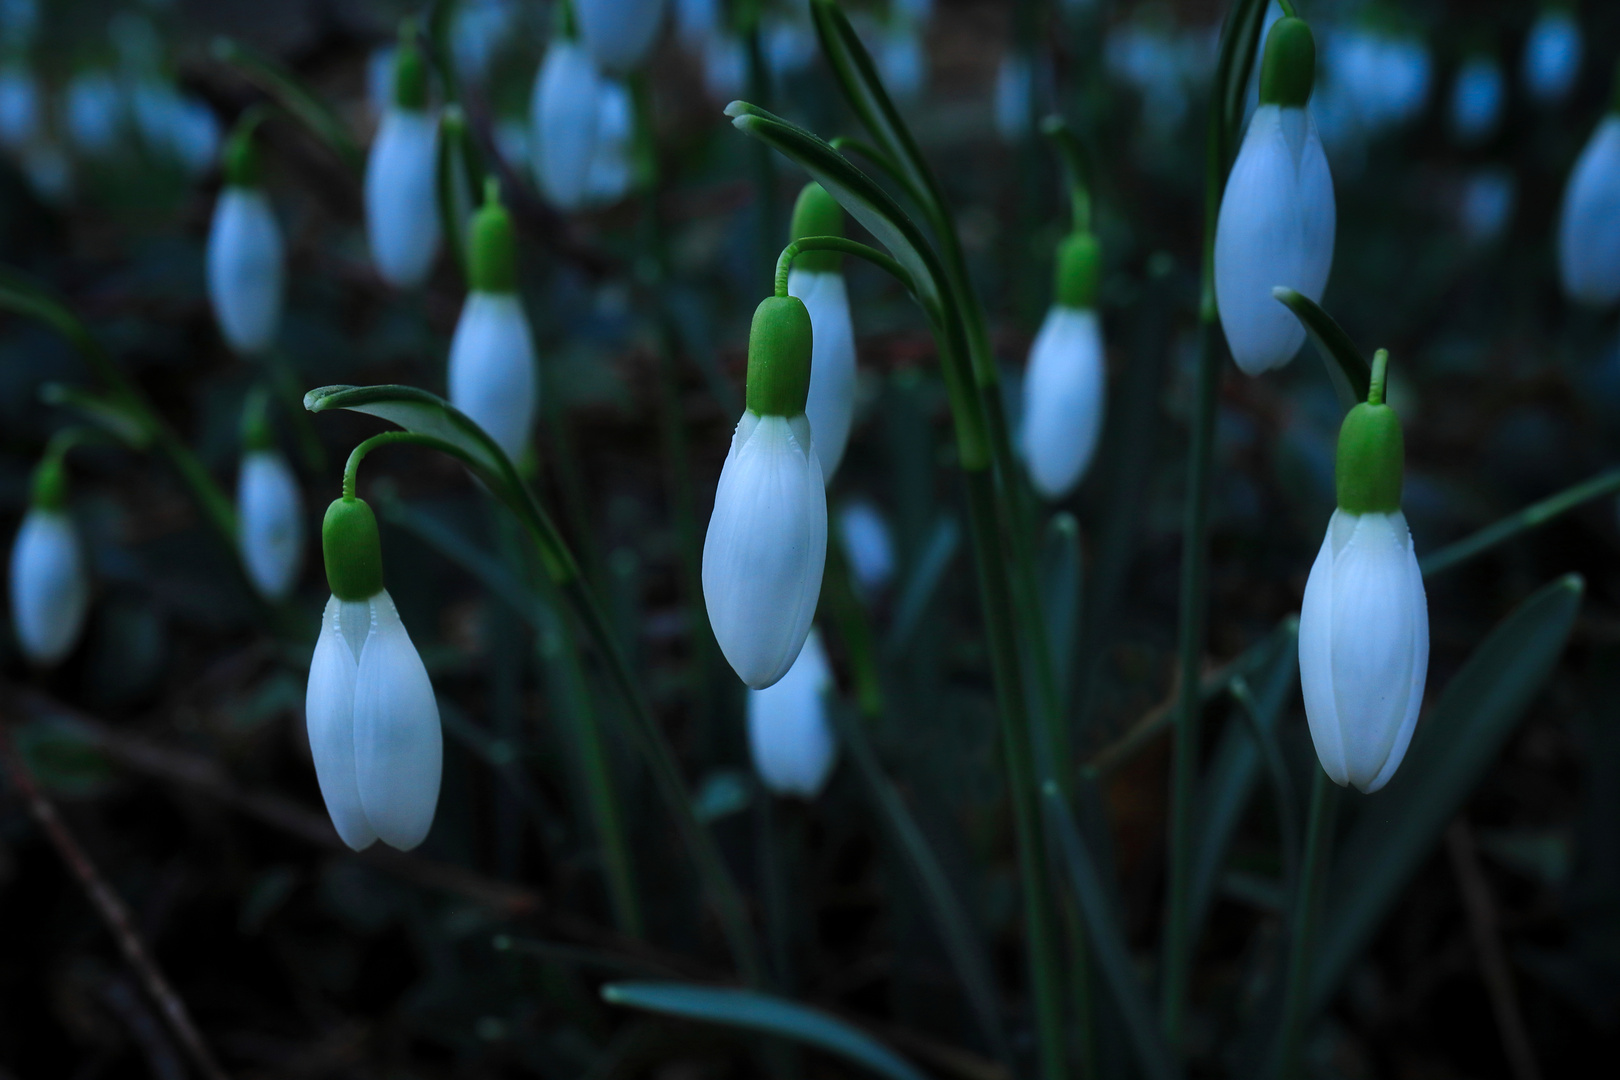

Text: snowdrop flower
xmin=702 ymin=296 xmax=827 ymax=689
xmin=1214 ymin=16 xmax=1335 ymax=374
xmin=701 ymin=34 xmax=747 ymax=102
xmin=1321 ymin=25 xmax=1431 ymax=139
xmin=1557 ymin=102 xmax=1620 ymax=306
xmin=0 ymin=66 xmax=39 ymax=149
xmin=675 ymin=0 xmax=721 ymax=47
xmin=364 ymin=32 xmax=441 ymax=288
xmin=1523 ymin=6 xmax=1582 ymax=106
xmin=786 ymin=183 xmax=857 ymax=480
xmin=132 ymin=81 xmax=221 ymax=176
xmin=995 ymin=52 xmax=1034 ymax=142
xmin=531 ymin=40 xmax=603 ymax=211
xmin=748 ymin=628 xmax=838 ymax=798
xmin=8 ymin=458 xmax=89 ymax=666
xmin=307 ymin=495 xmax=442 ymax=851
xmin=451 ymin=0 xmax=514 ymax=84
xmin=237 ymin=399 xmax=304 ymax=601
xmin=1450 ymin=54 xmax=1503 ymax=145
xmin=576 ymin=0 xmax=667 ymax=74
xmin=875 ymin=21 xmax=926 ymax=102
xmin=449 ymin=185 xmax=537 ymax=463
xmin=1299 ymin=349 xmax=1427 ymax=794
xmin=207 ymin=125 xmax=283 ymax=356
xmin=1021 ymin=232 xmax=1106 ymax=498
xmin=586 ymin=79 xmax=635 ymax=205
xmin=1458 ymin=168 xmax=1515 ymax=244
xmin=838 ymin=501 xmax=895 ymax=593
xmin=63 ymin=70 xmax=123 ymax=157
xmin=764 ymin=16 xmax=817 ymax=80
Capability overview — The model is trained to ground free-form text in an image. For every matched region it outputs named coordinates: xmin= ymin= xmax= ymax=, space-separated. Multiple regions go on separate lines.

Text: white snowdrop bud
xmin=995 ymin=52 xmax=1034 ymax=143
xmin=307 ymin=497 xmax=442 ymax=851
xmin=0 ymin=66 xmax=40 ymax=149
xmin=9 ymin=461 xmax=89 ymax=666
xmin=1449 ymin=54 xmax=1503 ymax=145
xmin=63 ymin=70 xmax=122 ymax=157
xmin=449 ymin=187 xmax=537 ymax=462
xmin=237 ymin=449 xmax=304 ymax=601
xmin=585 ymin=79 xmax=635 ymax=206
xmin=1557 ymin=114 xmax=1620 ymax=307
xmin=1523 ymin=7 xmax=1582 ymax=106
xmin=576 ymin=0 xmax=667 ymax=74
xmin=748 ymin=628 xmax=838 ymax=798
xmin=1214 ymin=17 xmax=1335 ymax=375
xmin=702 ymin=297 xmax=827 ymax=689
xmin=1021 ymin=232 xmax=1105 ymax=499
xmin=207 ymin=127 xmax=283 ymax=356
xmin=837 ymin=501 xmax=895 ymax=593
xmin=1299 ymin=351 xmax=1428 ymax=794
xmin=364 ymin=36 xmax=442 ymax=289
xmin=531 ymin=41 xmax=604 ymax=211
xmin=786 ymin=183 xmax=857 ymax=480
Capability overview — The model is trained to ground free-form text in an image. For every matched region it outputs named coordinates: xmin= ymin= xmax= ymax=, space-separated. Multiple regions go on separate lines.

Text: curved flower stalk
xmin=530 ymin=39 xmax=604 ymax=211
xmin=1523 ymin=6 xmax=1582 ymax=106
xmin=1557 ymin=102 xmax=1620 ymax=306
xmin=786 ymin=183 xmax=857 ymax=480
xmin=9 ymin=455 xmax=90 ymax=666
xmin=1215 ymin=14 xmax=1335 ymax=375
xmin=1449 ymin=53 xmax=1503 ymax=145
xmin=748 ymin=627 xmax=838 ymax=798
xmin=702 ymin=296 xmax=827 ymax=689
xmin=306 ymin=494 xmax=442 ymax=851
xmin=1021 ymin=232 xmax=1105 ymax=500
xmin=576 ymin=0 xmax=667 ymax=75
xmin=1299 ymin=350 xmax=1428 ymax=794
xmin=365 ymin=29 xmax=442 ymax=288
xmin=448 ymin=183 xmax=537 ymax=463
xmin=236 ymin=394 xmax=304 ymax=601
xmin=207 ymin=121 xmax=283 ymax=356
xmin=838 ymin=500 xmax=894 ymax=593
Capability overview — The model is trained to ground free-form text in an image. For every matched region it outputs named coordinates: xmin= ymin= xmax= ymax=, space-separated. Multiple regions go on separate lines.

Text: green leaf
xmin=601 ymin=983 xmax=932 ymax=1080
xmin=1214 ymin=0 xmax=1273 ymax=158
xmin=1272 ymin=288 xmax=1372 ymax=411
xmin=1042 ymin=784 xmax=1180 ymax=1080
xmin=1040 ymin=513 xmax=1084 ymax=710
xmin=884 ymin=514 xmax=961 ymax=655
xmin=41 ymin=384 xmax=152 ymax=449
xmin=1309 ymin=574 xmax=1584 ymax=1012
xmin=211 ymin=37 xmax=363 ymax=173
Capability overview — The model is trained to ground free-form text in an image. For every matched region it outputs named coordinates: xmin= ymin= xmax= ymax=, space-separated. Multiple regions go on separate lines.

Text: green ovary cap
xmin=1335 ymin=403 xmax=1404 ymax=514
xmin=469 ymin=186 xmax=517 ymax=293
xmin=789 ymin=182 xmax=845 ymax=273
xmin=1259 ymin=17 xmax=1316 ymax=108
xmin=223 ymin=123 xmax=262 ymax=187
xmin=30 ymin=456 xmax=67 ymax=510
xmin=322 ymin=497 xmax=385 ymax=601
xmin=1054 ymin=231 xmax=1100 ymax=309
xmin=745 ymin=295 xmax=814 ymax=417
xmin=393 ymin=30 xmax=428 ymax=111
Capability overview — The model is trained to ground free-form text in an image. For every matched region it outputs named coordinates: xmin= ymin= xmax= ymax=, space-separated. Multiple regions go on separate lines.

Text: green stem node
xmin=1054 ymin=231 xmax=1101 ymax=309
xmin=1259 ymin=17 xmax=1315 ymax=108
xmin=744 ymin=296 xmax=813 ymax=417
xmin=394 ymin=21 xmax=429 ymax=110
xmin=322 ymin=496 xmax=384 ymax=601
xmin=1335 ymin=349 xmax=1403 ymax=515
xmin=469 ymin=181 xmax=517 ymax=293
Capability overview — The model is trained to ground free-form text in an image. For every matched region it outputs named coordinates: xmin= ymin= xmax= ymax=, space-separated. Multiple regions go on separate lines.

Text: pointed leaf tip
xmin=304 ymin=385 xmax=357 ymax=412
xmin=723 ymin=100 xmax=749 ymax=118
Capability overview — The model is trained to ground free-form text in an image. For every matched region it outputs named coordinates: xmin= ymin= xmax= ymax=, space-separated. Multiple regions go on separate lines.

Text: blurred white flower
xmin=1458 ymin=168 xmax=1515 ymax=244
xmin=364 ymin=107 xmax=442 ymax=287
xmin=449 ymin=293 xmax=537 ymax=462
xmin=1020 ymin=307 xmax=1106 ymax=498
xmin=586 ymin=78 xmax=635 ymax=206
xmin=531 ymin=41 xmax=603 ymax=210
xmin=875 ymin=22 xmax=926 ymax=101
xmin=451 ymin=0 xmax=515 ymax=83
xmin=1557 ymin=115 xmax=1620 ymax=306
xmin=20 ymin=141 xmax=71 ymax=204
xmin=237 ymin=449 xmax=304 ymax=601
xmin=1450 ymin=55 xmax=1503 ymax=145
xmin=63 ymin=71 xmax=124 ymax=157
xmin=366 ymin=45 xmax=397 ymax=118
xmin=838 ymin=501 xmax=895 ymax=593
xmin=1300 ymin=508 xmax=1428 ymax=793
xmin=1319 ymin=25 xmax=1431 ymax=142
xmin=701 ymin=34 xmax=746 ymax=101
xmin=0 ymin=65 xmax=39 ymax=149
xmin=995 ymin=53 xmax=1033 ymax=142
xmin=789 ymin=267 xmax=857 ymax=479
xmin=764 ymin=17 xmax=816 ymax=81
xmin=208 ymin=188 xmax=284 ymax=355
xmin=9 ymin=506 xmax=89 ymax=666
xmin=576 ymin=0 xmax=667 ymax=74
xmin=748 ymin=627 xmax=838 ymax=798
xmin=675 ymin=0 xmax=721 ymax=47
xmin=1523 ymin=7 xmax=1582 ymax=106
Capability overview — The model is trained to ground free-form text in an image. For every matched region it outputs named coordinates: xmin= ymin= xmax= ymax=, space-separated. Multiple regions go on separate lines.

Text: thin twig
xmin=1445 ymin=819 xmax=1544 ymax=1080
xmin=0 ymin=718 xmax=230 ymax=1080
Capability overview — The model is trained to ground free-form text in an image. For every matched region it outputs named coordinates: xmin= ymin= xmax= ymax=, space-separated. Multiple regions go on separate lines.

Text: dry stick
xmin=1445 ymin=819 xmax=1544 ymax=1080
xmin=0 ymin=719 xmax=230 ymax=1080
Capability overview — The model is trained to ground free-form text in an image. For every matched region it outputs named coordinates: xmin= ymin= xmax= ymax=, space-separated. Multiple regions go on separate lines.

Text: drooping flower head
xmin=786 ymin=182 xmax=857 ymax=481
xmin=1299 ymin=350 xmax=1428 ymax=794
xmin=748 ymin=627 xmax=838 ymax=798
xmin=8 ymin=454 xmax=90 ymax=667
xmin=1214 ymin=15 xmax=1335 ymax=375
xmin=1523 ymin=5 xmax=1582 ymax=106
xmin=306 ymin=494 xmax=442 ymax=850
xmin=207 ymin=118 xmax=284 ymax=356
xmin=576 ymin=0 xmax=667 ymax=75
xmin=702 ymin=295 xmax=827 ymax=689
xmin=364 ymin=23 xmax=442 ymax=289
xmin=1557 ymin=67 xmax=1620 ymax=306
xmin=1021 ymin=227 xmax=1105 ymax=499
xmin=531 ymin=38 xmax=604 ymax=211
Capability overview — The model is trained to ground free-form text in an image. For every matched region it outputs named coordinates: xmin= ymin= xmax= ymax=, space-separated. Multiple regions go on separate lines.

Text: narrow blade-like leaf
xmin=1040 ymin=513 xmax=1084 ymax=709
xmin=1309 ymin=575 xmax=1584 ymax=1011
xmin=211 ymin=37 xmax=363 ymax=173
xmin=1272 ymin=288 xmax=1372 ymax=411
xmin=601 ymin=983 xmax=931 ymax=1080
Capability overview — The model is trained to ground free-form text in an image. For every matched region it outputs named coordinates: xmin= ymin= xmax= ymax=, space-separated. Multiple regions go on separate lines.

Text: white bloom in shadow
xmin=1558 ymin=116 xmax=1620 ymax=307
xmin=788 ymin=268 xmax=857 ymax=479
xmin=237 ymin=450 xmax=304 ymax=601
xmin=9 ymin=507 xmax=89 ymax=666
xmin=207 ymin=188 xmax=284 ymax=355
xmin=531 ymin=42 xmax=604 ymax=211
xmin=449 ymin=293 xmax=537 ymax=462
xmin=1020 ymin=306 xmax=1105 ymax=499
xmin=748 ymin=628 xmax=837 ymax=798
xmin=365 ymin=108 xmax=442 ymax=288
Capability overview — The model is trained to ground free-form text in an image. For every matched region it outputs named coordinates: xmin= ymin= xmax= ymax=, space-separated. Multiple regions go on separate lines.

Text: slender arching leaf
xmin=1040 ymin=513 xmax=1084 ymax=710
xmin=1215 ymin=0 xmax=1273 ymax=158
xmin=1309 ymin=574 xmax=1585 ymax=1012
xmin=601 ymin=983 xmax=932 ymax=1080
xmin=1042 ymin=785 xmax=1181 ymax=1080
xmin=211 ymin=37 xmax=363 ymax=173
xmin=1272 ymin=288 xmax=1373 ymax=411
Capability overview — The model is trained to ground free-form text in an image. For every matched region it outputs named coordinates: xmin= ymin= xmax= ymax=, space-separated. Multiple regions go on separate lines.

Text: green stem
xmin=1229 ymin=675 xmax=1302 ymax=908
xmin=1038 ymin=116 xmax=1092 ymax=234
xmin=1277 ymin=0 xmax=1298 ymax=17
xmin=1276 ymin=768 xmax=1337 ymax=1080
xmin=1419 ymin=466 xmax=1620 ymax=578
xmin=773 ymin=237 xmax=914 ymax=297
xmin=829 ymin=136 xmax=934 ymax=215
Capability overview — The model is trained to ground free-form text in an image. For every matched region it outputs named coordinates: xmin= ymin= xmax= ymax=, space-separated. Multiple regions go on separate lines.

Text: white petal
xmin=364 ymin=108 xmax=442 ymax=289
xmin=748 ymin=628 xmax=837 ymax=797
xmin=448 ymin=293 xmax=538 ymax=462
xmin=585 ymin=79 xmax=635 ymax=205
xmin=1298 ymin=515 xmax=1346 ymax=786
xmin=352 ymin=590 xmax=443 ymax=850
xmin=208 ymin=188 xmax=284 ymax=355
xmin=702 ymin=412 xmax=828 ymax=689
xmin=1019 ymin=306 xmax=1106 ymax=499
xmin=1558 ymin=116 xmax=1620 ymax=307
xmin=1214 ymin=104 xmax=1336 ymax=375
xmin=8 ymin=508 xmax=89 ymax=666
xmin=0 ymin=67 xmax=41 ymax=149
xmin=837 ymin=500 xmax=894 ymax=592
xmin=1523 ymin=11 xmax=1581 ymax=105
xmin=306 ymin=595 xmax=376 ymax=850
xmin=531 ymin=43 xmax=604 ymax=210
xmin=788 ymin=269 xmax=857 ymax=480
xmin=994 ymin=53 xmax=1033 ymax=142
xmin=1363 ymin=518 xmax=1429 ymax=793
xmin=577 ymin=0 xmax=667 ymax=73
xmin=1449 ymin=57 xmax=1503 ymax=145
xmin=237 ymin=450 xmax=305 ymax=601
